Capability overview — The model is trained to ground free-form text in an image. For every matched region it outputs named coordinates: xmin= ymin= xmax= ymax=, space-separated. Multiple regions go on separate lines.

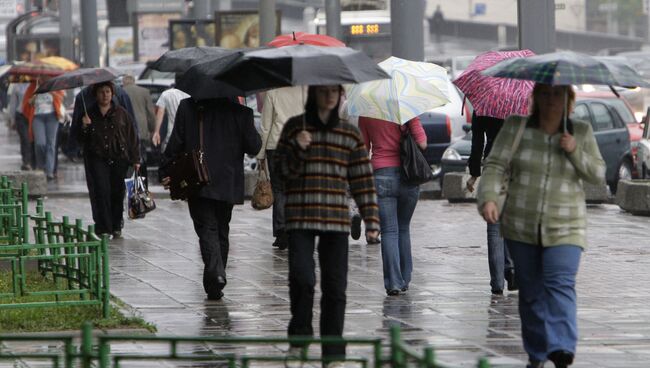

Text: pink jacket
xmin=358 ymin=116 xmax=427 ymax=171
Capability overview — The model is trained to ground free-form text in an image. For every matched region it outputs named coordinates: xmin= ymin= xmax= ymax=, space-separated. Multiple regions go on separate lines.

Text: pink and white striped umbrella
xmin=453 ymin=50 xmax=535 ymax=119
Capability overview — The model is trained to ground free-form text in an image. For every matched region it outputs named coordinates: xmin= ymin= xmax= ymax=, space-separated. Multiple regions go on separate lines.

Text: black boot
xmin=505 ymin=269 xmax=518 ymax=291
xmin=548 ymin=350 xmax=574 ymax=368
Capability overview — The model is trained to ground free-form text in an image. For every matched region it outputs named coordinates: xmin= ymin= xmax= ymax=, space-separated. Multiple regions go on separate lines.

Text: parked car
xmin=440 ymin=98 xmax=634 ymax=193
xmin=429 ymin=78 xmax=472 ymax=142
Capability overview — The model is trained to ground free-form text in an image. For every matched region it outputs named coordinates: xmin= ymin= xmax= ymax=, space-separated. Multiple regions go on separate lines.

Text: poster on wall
xmin=134 ymin=12 xmax=181 ymax=62
xmin=169 ymin=19 xmax=216 ymax=50
xmin=14 ymin=35 xmax=60 ymax=62
xmin=214 ymin=10 xmax=281 ymax=49
xmin=107 ymin=27 xmax=134 ymax=67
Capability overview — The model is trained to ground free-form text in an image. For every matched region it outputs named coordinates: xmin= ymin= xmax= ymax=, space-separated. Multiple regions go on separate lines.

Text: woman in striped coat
xmin=273 ymin=85 xmax=380 ymax=365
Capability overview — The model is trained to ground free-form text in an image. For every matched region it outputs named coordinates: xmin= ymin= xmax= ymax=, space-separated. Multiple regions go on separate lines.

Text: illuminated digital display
xmin=350 ymin=24 xmax=382 ymax=35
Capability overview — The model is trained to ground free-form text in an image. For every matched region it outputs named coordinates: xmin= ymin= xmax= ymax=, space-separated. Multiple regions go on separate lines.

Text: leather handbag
xmin=497 ymin=120 xmax=527 ymax=214
xmin=163 ymin=112 xmax=211 ymax=201
xmin=400 ymin=123 xmax=434 ymax=185
xmin=128 ymin=172 xmax=156 ymax=219
xmin=251 ymin=163 xmax=274 ymax=210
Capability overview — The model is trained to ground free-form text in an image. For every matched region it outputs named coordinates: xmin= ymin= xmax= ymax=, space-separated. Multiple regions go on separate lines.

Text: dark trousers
xmin=187 ymin=198 xmax=234 ymax=295
xmin=15 ymin=112 xmax=34 ymax=168
xmin=266 ymin=150 xmax=286 ymax=237
xmin=139 ymin=139 xmax=149 ymax=189
xmin=288 ymin=230 xmax=349 ymax=358
xmin=84 ymin=154 xmax=129 ymax=235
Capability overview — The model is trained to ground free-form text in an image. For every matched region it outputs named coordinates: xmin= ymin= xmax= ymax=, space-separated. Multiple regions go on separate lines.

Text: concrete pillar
xmin=80 ymin=0 xmax=100 ymax=67
xmin=391 ymin=0 xmax=425 ymax=61
xmin=192 ymin=0 xmax=211 ymax=19
xmin=325 ymin=0 xmax=341 ymax=39
xmin=304 ymin=7 xmax=316 ymax=34
xmin=58 ymin=0 xmax=73 ymax=60
xmin=517 ymin=0 xmax=556 ymax=53
xmin=259 ymin=0 xmax=277 ymax=45
xmin=213 ymin=0 xmax=231 ymax=11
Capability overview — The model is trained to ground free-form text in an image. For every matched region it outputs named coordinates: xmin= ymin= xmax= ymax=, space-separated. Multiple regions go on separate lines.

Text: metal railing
xmin=0 ymin=176 xmax=110 ymax=318
xmin=0 ymin=324 xmax=492 ymax=368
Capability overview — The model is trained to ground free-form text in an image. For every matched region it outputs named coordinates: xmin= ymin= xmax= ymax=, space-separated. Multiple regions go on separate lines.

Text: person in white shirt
xmin=151 ymin=87 xmax=189 ymax=152
xmin=257 ymin=86 xmax=306 ymax=250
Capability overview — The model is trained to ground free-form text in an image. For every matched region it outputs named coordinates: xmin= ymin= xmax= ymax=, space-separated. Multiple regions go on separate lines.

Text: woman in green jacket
xmin=477 ymin=83 xmax=606 ymax=368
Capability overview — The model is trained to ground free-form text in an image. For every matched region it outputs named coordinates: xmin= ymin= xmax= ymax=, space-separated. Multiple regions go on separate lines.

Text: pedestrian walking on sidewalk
xmin=477 ymin=84 xmax=606 ymax=368
xmin=78 ymin=81 xmax=140 ymax=239
xmin=466 ymin=113 xmax=516 ymax=295
xmin=22 ymin=80 xmax=65 ymax=180
xmin=122 ymin=75 xmax=156 ymax=186
xmin=273 ymin=85 xmax=379 ymax=365
xmin=358 ymin=116 xmax=426 ymax=296
xmin=7 ymin=82 xmax=34 ymax=170
xmin=257 ymin=86 xmax=306 ymax=250
xmin=160 ymin=97 xmax=261 ymax=301
xmin=151 ymin=85 xmax=189 ymax=152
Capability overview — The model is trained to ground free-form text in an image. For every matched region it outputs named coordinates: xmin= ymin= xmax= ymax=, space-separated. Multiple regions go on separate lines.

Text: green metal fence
xmin=0 ymin=323 xmax=492 ymax=367
xmin=0 ymin=176 xmax=110 ymax=317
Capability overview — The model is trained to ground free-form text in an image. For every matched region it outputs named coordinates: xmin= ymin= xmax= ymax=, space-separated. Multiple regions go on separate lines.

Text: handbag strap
xmin=199 ymin=110 xmax=204 ymax=152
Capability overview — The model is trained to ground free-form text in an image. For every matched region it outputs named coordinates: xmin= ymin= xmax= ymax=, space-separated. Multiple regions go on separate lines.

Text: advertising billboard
xmin=134 ymin=12 xmax=181 ymax=62
xmin=169 ymin=19 xmax=216 ymax=50
xmin=214 ymin=10 xmax=281 ymax=49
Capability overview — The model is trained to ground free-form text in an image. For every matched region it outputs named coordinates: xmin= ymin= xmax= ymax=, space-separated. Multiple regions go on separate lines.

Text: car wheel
xmin=612 ymin=160 xmax=633 ymax=194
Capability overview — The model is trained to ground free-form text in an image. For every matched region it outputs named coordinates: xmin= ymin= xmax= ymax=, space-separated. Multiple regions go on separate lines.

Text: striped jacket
xmin=273 ymin=113 xmax=380 ymax=233
xmin=477 ymin=115 xmax=606 ymax=248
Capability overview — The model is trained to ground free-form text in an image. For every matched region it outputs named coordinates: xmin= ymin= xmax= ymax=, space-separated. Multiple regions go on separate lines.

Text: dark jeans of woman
xmin=84 ymin=154 xmax=129 ymax=235
xmin=32 ymin=112 xmax=59 ymax=177
xmin=374 ymin=167 xmax=420 ymax=292
xmin=287 ymin=230 xmax=348 ymax=359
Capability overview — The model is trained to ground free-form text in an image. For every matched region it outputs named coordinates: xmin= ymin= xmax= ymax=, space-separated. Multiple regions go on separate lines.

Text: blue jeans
xmin=487 ymin=223 xmax=513 ymax=291
xmin=506 ymin=239 xmax=582 ymax=362
xmin=374 ymin=167 xmax=419 ymax=291
xmin=32 ymin=113 xmax=59 ymax=176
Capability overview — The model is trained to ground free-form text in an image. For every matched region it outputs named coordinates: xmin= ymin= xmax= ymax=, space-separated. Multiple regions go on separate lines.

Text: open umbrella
xmin=268 ymin=32 xmax=345 ymax=47
xmin=39 ymin=56 xmax=79 ymax=71
xmin=483 ymin=51 xmax=650 ymax=130
xmin=150 ymin=46 xmax=243 ymax=73
xmin=176 ymin=52 xmax=248 ymax=99
xmin=9 ymin=61 xmax=64 ymax=80
xmin=453 ymin=50 xmax=535 ymax=119
xmin=345 ymin=56 xmax=450 ymax=124
xmin=210 ymin=44 xmax=390 ymax=95
xmin=35 ymin=67 xmax=120 ymax=113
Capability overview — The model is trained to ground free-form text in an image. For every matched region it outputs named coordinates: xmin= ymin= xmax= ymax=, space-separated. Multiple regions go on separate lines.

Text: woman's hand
xmin=134 ymin=164 xmax=141 ymax=173
xmin=560 ymin=132 xmax=576 ymax=153
xmin=82 ymin=114 xmax=91 ymax=127
xmin=151 ymin=132 xmax=161 ymax=147
xmin=366 ymin=229 xmax=379 ymax=243
xmin=466 ymin=176 xmax=478 ymax=193
xmin=161 ymin=176 xmax=171 ymax=190
xmin=481 ymin=201 xmax=499 ymax=224
xmin=296 ymin=130 xmax=312 ymax=150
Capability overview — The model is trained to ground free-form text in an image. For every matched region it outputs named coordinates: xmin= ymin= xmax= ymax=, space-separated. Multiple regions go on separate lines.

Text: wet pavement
xmin=2 ymin=122 xmax=650 ymax=367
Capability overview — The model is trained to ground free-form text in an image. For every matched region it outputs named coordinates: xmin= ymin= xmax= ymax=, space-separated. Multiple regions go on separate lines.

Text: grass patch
xmin=0 ymin=271 xmax=156 ymax=333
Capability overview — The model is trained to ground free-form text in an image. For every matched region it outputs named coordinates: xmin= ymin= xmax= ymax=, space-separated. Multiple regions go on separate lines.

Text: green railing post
xmin=477 ymin=357 xmax=490 ymax=368
xmin=21 ymin=182 xmax=29 ymax=244
xmin=99 ymin=337 xmax=110 ymax=368
xmin=390 ymin=325 xmax=404 ymax=368
xmin=373 ymin=340 xmax=382 ymax=368
xmin=64 ymin=339 xmax=74 ymax=368
xmin=423 ymin=346 xmax=435 ymax=367
xmin=101 ymin=234 xmax=110 ymax=318
xmin=81 ymin=322 xmax=93 ymax=368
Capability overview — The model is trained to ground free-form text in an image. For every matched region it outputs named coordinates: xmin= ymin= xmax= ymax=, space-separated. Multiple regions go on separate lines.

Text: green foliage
xmin=0 ymin=271 xmax=156 ymax=333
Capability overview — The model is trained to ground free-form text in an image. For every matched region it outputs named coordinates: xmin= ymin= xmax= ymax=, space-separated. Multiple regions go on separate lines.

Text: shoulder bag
xmin=163 ymin=111 xmax=211 ymax=201
xmin=497 ymin=119 xmax=527 ymax=214
xmin=400 ymin=122 xmax=434 ymax=185
xmin=251 ymin=114 xmax=276 ymax=210
xmin=128 ymin=171 xmax=156 ymax=219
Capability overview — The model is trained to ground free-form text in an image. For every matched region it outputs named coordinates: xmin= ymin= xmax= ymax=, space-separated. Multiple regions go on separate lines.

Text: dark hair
xmin=529 ymin=83 xmax=575 ymax=133
xmin=304 ymin=85 xmax=343 ymax=127
xmin=92 ymin=81 xmax=115 ymax=97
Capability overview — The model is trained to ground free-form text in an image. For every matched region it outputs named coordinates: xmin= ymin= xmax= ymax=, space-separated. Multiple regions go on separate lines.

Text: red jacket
xmin=21 ymin=81 xmax=64 ymax=141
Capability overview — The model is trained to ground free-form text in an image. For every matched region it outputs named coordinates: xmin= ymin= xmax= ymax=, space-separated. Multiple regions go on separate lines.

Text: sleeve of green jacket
xmin=476 ymin=115 xmax=522 ymax=213
xmin=565 ymin=121 xmax=607 ymax=185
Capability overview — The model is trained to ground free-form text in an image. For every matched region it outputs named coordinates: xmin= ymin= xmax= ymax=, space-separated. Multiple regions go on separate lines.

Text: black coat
xmin=160 ymin=98 xmax=262 ymax=204
xmin=467 ymin=114 xmax=504 ymax=178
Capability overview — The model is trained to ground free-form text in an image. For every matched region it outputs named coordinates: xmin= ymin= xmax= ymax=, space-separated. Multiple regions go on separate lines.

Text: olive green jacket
xmin=477 ymin=115 xmax=606 ymax=248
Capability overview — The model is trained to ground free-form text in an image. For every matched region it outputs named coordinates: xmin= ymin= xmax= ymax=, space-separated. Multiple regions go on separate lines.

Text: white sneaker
xmin=284 ymin=347 xmax=305 ymax=368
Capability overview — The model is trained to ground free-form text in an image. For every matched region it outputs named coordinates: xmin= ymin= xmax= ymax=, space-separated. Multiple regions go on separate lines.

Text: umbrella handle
xmin=81 ymin=91 xmax=87 ymax=115
xmin=563 ymin=89 xmax=568 ymax=133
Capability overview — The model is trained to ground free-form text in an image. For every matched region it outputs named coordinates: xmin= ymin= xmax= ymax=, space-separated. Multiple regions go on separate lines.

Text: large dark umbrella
xmin=211 ymin=44 xmax=391 ymax=94
xmin=175 ymin=52 xmax=247 ymax=100
xmin=35 ymin=67 xmax=119 ymax=113
xmin=149 ymin=46 xmax=242 ymax=73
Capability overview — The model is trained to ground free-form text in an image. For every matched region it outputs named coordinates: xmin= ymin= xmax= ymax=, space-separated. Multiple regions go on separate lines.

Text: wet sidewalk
xmin=2 ymin=122 xmax=650 ymax=367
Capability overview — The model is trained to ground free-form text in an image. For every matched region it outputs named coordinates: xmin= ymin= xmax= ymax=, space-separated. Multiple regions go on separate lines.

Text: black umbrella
xmin=35 ymin=67 xmax=120 ymax=113
xmin=176 ymin=52 xmax=247 ymax=100
xmin=211 ymin=44 xmax=391 ymax=94
xmin=149 ymin=46 xmax=242 ymax=73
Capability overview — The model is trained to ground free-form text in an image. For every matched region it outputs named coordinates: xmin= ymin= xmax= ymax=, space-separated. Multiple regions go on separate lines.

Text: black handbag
xmin=128 ymin=173 xmax=156 ymax=219
xmin=162 ymin=111 xmax=211 ymax=201
xmin=400 ymin=124 xmax=434 ymax=185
